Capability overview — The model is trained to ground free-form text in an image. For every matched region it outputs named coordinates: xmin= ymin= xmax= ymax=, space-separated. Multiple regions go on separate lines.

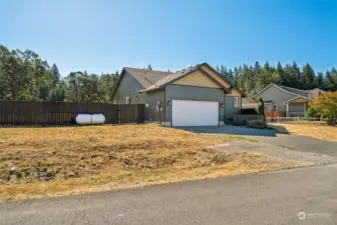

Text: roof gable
xmin=111 ymin=67 xmax=170 ymax=99
xmin=253 ymin=83 xmax=310 ymax=99
xmin=139 ymin=63 xmax=239 ymax=94
xmin=172 ymin=70 xmax=222 ymax=88
xmin=284 ymin=96 xmax=312 ymax=104
xmin=139 ymin=64 xmax=204 ymax=92
xmin=200 ymin=64 xmax=241 ymax=96
xmin=123 ymin=67 xmax=169 ymax=88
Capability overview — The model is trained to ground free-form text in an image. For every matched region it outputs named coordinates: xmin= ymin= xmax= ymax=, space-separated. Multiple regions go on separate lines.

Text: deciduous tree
xmin=310 ymin=91 xmax=337 ymax=124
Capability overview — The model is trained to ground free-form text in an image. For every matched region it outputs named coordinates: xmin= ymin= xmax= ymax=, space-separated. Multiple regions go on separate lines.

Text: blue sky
xmin=1 ymin=0 xmax=336 ymax=75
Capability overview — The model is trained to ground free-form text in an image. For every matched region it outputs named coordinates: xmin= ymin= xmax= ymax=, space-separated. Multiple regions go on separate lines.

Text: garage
xmin=172 ymin=100 xmax=219 ymax=126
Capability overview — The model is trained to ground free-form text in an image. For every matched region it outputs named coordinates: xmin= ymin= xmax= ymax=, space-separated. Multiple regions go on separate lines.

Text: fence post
xmin=298 ymin=116 xmax=300 ymax=121
xmin=118 ymin=105 xmax=121 ymax=124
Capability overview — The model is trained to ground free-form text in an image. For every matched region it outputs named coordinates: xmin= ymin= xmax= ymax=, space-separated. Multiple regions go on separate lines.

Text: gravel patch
xmin=213 ymin=140 xmax=337 ymax=166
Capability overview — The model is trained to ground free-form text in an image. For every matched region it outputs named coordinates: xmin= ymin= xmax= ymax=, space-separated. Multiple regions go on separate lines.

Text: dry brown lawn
xmin=273 ymin=123 xmax=337 ymax=142
xmin=0 ymin=124 xmax=301 ymax=201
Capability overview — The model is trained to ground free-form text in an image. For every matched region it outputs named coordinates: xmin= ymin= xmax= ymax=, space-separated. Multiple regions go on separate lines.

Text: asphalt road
xmin=1 ymin=164 xmax=337 ymax=225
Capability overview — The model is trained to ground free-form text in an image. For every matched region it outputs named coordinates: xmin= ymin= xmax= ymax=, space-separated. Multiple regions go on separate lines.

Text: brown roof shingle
xmin=242 ymin=97 xmax=257 ymax=104
xmin=123 ymin=67 xmax=169 ymax=88
xmin=140 ymin=64 xmax=202 ymax=92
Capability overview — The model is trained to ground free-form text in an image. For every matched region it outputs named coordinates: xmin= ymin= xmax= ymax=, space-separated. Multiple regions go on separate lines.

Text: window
xmin=234 ymin=97 xmax=240 ymax=108
xmin=308 ymin=93 xmax=313 ymax=98
xmin=125 ymin=97 xmax=130 ymax=104
xmin=273 ymin=104 xmax=277 ymax=111
xmin=264 ymin=103 xmax=271 ymax=112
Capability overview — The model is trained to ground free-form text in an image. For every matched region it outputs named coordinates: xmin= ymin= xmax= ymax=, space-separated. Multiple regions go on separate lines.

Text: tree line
xmin=1 ymin=43 xmax=337 ymax=102
xmin=216 ymin=62 xmax=337 ymax=97
xmin=0 ymin=44 xmax=119 ymax=102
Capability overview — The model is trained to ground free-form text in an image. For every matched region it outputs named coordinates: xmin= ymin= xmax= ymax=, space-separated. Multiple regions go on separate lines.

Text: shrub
xmin=305 ymin=106 xmax=321 ymax=118
xmin=247 ymin=120 xmax=268 ymax=129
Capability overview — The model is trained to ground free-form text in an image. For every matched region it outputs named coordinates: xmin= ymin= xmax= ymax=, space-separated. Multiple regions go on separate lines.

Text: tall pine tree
xmin=300 ymin=63 xmax=315 ymax=89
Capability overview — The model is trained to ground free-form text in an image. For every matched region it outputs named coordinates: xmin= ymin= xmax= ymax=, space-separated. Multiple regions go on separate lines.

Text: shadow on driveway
xmin=176 ymin=125 xmax=278 ymax=137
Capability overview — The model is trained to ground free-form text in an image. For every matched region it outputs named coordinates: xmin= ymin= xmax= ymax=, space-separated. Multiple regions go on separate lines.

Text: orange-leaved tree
xmin=310 ymin=91 xmax=337 ymax=124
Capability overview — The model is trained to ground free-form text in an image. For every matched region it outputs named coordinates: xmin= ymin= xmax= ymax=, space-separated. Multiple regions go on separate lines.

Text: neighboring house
xmin=308 ymin=88 xmax=325 ymax=98
xmin=112 ymin=62 xmax=242 ymax=126
xmin=253 ymin=84 xmax=324 ymax=117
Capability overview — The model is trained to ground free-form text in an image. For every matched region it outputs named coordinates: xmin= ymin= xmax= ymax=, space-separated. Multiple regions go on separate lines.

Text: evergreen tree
xmin=276 ymin=62 xmax=285 ymax=84
xmin=330 ymin=67 xmax=337 ymax=91
xmin=147 ymin=64 xmax=152 ymax=70
xmin=301 ymin=63 xmax=315 ymax=89
xmin=254 ymin=61 xmax=261 ymax=80
xmin=315 ymin=72 xmax=324 ymax=89
xmin=220 ymin=65 xmax=227 ymax=76
xmin=291 ymin=61 xmax=301 ymax=88
xmin=216 ymin=65 xmax=220 ymax=73
xmin=325 ymin=70 xmax=334 ymax=90
xmin=50 ymin=63 xmax=60 ymax=86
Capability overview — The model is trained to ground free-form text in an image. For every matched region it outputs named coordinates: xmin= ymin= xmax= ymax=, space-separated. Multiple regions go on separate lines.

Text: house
xmin=253 ymin=84 xmax=324 ymax=117
xmin=112 ymin=63 xmax=242 ymax=126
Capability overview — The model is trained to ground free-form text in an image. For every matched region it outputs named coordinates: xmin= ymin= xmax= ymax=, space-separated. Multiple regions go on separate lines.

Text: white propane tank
xmin=76 ymin=114 xmax=92 ymax=125
xmin=91 ymin=114 xmax=105 ymax=124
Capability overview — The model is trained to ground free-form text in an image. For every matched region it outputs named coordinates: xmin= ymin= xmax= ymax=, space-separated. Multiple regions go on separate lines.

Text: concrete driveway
xmin=1 ymin=164 xmax=337 ymax=225
xmin=181 ymin=126 xmax=337 ymax=158
xmin=181 ymin=125 xmax=277 ymax=137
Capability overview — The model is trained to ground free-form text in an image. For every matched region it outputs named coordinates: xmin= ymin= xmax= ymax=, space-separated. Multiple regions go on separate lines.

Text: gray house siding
xmin=141 ymin=90 xmax=164 ymax=121
xmin=224 ymin=95 xmax=242 ymax=123
xmin=112 ymin=71 xmax=163 ymax=121
xmin=112 ymin=71 xmax=145 ymax=104
xmin=254 ymin=85 xmax=296 ymax=113
xmin=164 ymin=85 xmax=225 ymax=123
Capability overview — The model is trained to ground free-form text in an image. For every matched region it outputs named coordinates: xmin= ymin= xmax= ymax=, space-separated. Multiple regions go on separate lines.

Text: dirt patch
xmin=0 ymin=124 xmax=301 ymax=201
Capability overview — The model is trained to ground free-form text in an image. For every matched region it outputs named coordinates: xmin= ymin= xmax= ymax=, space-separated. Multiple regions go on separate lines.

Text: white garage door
xmin=172 ymin=100 xmax=219 ymax=126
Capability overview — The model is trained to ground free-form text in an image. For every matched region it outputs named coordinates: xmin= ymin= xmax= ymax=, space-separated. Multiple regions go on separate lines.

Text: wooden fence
xmin=265 ymin=111 xmax=285 ymax=118
xmin=0 ymin=101 xmax=145 ymax=126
